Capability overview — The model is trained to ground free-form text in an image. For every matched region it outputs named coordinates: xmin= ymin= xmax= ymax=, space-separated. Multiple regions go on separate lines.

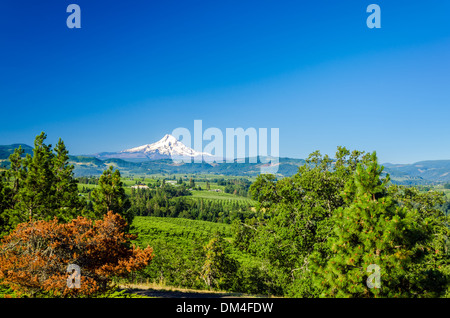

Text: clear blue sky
xmin=1 ymin=0 xmax=449 ymax=163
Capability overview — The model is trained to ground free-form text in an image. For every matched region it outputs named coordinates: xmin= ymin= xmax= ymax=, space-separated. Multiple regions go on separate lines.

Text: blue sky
xmin=1 ymin=0 xmax=449 ymax=163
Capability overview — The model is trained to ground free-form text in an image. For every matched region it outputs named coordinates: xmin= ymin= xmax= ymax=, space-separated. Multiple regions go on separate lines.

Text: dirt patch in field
xmin=120 ymin=284 xmax=258 ymax=298
xmin=125 ymin=288 xmax=246 ymax=298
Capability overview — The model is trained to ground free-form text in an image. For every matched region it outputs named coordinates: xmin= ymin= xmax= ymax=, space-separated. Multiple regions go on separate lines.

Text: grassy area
xmin=431 ymin=184 xmax=450 ymax=200
xmin=77 ymin=183 xmax=98 ymax=190
xmin=76 ymin=183 xmax=98 ymax=198
xmin=131 ymin=216 xmax=263 ymax=267
xmin=190 ymin=190 xmax=255 ymax=203
xmin=118 ymin=282 xmax=264 ymax=298
xmin=77 ymin=174 xmax=256 ymax=202
xmin=131 ymin=216 xmax=233 ymax=246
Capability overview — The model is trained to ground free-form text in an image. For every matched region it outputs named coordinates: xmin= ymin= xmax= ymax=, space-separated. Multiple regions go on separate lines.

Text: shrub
xmin=0 ymin=211 xmax=153 ymax=297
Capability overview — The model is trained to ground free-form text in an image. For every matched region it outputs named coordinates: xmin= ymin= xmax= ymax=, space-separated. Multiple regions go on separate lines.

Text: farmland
xmin=126 ymin=216 xmax=272 ymax=295
xmin=1 ymin=137 xmax=449 ymax=298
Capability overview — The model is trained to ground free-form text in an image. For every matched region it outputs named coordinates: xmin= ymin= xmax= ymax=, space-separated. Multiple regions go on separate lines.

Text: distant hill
xmin=1 ymin=144 xmax=302 ymax=177
xmin=2 ymin=143 xmax=450 ymax=184
xmin=0 ymin=144 xmax=33 ymax=159
xmin=69 ymin=155 xmax=305 ymax=177
xmin=67 ymin=156 xmax=450 ymax=183
xmin=383 ymin=160 xmax=450 ymax=184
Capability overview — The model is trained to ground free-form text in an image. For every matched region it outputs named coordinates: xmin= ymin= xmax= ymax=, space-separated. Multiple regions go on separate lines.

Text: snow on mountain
xmin=94 ymin=134 xmax=214 ymax=161
xmin=122 ymin=134 xmax=214 ymax=160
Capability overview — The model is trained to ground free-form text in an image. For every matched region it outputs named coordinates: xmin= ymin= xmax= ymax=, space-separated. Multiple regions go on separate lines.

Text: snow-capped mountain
xmin=94 ymin=134 xmax=214 ymax=162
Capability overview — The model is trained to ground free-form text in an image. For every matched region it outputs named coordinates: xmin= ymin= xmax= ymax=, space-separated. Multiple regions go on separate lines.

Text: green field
xmin=432 ymin=184 xmax=450 ymax=200
xmin=78 ymin=174 xmax=256 ymax=202
xmin=190 ymin=190 xmax=255 ymax=203
xmin=131 ymin=216 xmax=233 ymax=246
xmin=130 ymin=216 xmax=262 ymax=266
xmin=127 ymin=216 xmax=270 ymax=295
xmin=77 ymin=183 xmax=98 ymax=190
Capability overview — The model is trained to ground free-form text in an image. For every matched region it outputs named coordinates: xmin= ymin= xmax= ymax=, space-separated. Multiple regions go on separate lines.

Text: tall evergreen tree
xmin=52 ymin=138 xmax=83 ymax=220
xmin=240 ymin=147 xmax=371 ymax=296
xmin=1 ymin=147 xmax=26 ymax=235
xmin=2 ymin=133 xmax=85 ymax=231
xmin=91 ymin=165 xmax=132 ymax=225
xmin=201 ymin=233 xmax=239 ymax=290
xmin=388 ymin=184 xmax=450 ymax=297
xmin=309 ymin=152 xmax=430 ymax=297
xmin=6 ymin=146 xmax=26 ymax=196
xmin=0 ymin=174 xmax=8 ymax=236
xmin=13 ymin=132 xmax=56 ymax=223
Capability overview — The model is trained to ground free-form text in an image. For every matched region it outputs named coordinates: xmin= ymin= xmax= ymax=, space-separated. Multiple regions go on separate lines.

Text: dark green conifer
xmin=310 ymin=152 xmax=424 ymax=297
xmin=53 ymin=138 xmax=84 ymax=220
xmin=91 ymin=165 xmax=132 ymax=224
xmin=13 ymin=132 xmax=56 ymax=222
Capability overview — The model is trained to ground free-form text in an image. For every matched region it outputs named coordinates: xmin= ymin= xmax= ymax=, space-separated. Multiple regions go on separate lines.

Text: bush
xmin=0 ymin=211 xmax=153 ymax=297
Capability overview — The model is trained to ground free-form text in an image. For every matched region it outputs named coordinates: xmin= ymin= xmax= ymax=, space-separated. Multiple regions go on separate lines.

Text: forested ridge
xmin=0 ymin=133 xmax=448 ymax=298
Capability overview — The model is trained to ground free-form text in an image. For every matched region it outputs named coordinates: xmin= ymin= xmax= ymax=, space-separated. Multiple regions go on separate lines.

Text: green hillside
xmin=5 ymin=142 xmax=450 ymax=184
xmin=384 ymin=160 xmax=450 ymax=183
xmin=70 ymin=156 xmax=305 ymax=178
xmin=0 ymin=144 xmax=33 ymax=159
xmin=131 ymin=216 xmax=233 ymax=246
xmin=128 ymin=216 xmax=271 ymax=295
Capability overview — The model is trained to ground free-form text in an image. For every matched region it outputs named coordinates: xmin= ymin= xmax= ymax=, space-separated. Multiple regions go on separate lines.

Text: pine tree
xmin=388 ymin=184 xmax=450 ymax=297
xmin=6 ymin=146 xmax=26 ymax=196
xmin=53 ymin=138 xmax=84 ymax=221
xmin=13 ymin=132 xmax=56 ymax=223
xmin=0 ymin=174 xmax=9 ymax=236
xmin=201 ymin=233 xmax=239 ymax=290
xmin=91 ymin=166 xmax=132 ymax=224
xmin=310 ymin=152 xmax=424 ymax=297
xmin=3 ymin=133 xmax=85 ymax=229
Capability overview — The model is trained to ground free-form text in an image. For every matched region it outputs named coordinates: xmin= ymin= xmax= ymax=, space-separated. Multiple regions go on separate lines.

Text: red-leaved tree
xmin=0 ymin=211 xmax=153 ymax=297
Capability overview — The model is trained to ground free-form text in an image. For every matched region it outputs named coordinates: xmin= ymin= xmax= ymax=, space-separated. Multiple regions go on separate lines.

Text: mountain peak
xmin=94 ymin=134 xmax=213 ymax=161
xmin=163 ymin=133 xmax=177 ymax=139
xmin=160 ymin=134 xmax=178 ymax=143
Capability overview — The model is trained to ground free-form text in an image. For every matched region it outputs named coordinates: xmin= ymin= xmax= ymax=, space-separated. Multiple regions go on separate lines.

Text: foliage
xmin=0 ymin=133 xmax=84 ymax=235
xmin=201 ymin=233 xmax=239 ymax=290
xmin=0 ymin=284 xmax=18 ymax=298
xmin=309 ymin=153 xmax=435 ymax=297
xmin=91 ymin=166 xmax=132 ymax=225
xmin=135 ymin=238 xmax=208 ymax=290
xmin=218 ymin=178 xmax=252 ymax=197
xmin=0 ymin=211 xmax=153 ymax=297
xmin=387 ymin=184 xmax=450 ymax=297
xmin=0 ymin=176 xmax=11 ymax=237
xmin=130 ymin=216 xmax=270 ymax=294
xmin=236 ymin=147 xmax=449 ymax=297
xmin=53 ymin=138 xmax=83 ymax=217
xmin=235 ymin=147 xmax=371 ymax=295
xmin=96 ymin=286 xmax=149 ymax=298
xmin=128 ymin=185 xmax=254 ymax=224
xmin=130 ymin=216 xmax=233 ymax=290
xmin=76 ymin=176 xmax=99 ymax=185
xmin=2 ymin=133 xmax=448 ymax=298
